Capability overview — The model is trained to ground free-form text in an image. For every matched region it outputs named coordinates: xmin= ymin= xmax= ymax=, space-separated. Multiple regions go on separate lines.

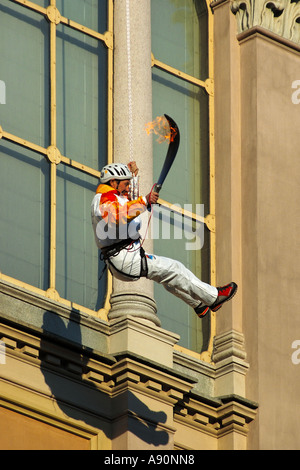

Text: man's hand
xmin=127 ymin=161 xmax=139 ymax=176
xmin=146 ymin=190 xmax=159 ymax=205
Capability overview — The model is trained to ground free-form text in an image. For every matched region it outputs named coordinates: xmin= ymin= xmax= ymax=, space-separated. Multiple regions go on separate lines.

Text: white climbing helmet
xmin=100 ymin=163 xmax=133 ymax=184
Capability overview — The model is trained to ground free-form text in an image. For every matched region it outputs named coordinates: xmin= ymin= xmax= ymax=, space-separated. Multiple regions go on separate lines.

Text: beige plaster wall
xmin=213 ymin=0 xmax=300 ymax=450
xmin=240 ymin=31 xmax=300 ymax=450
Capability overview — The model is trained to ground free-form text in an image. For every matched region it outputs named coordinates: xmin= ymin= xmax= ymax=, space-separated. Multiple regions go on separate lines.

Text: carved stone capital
xmin=231 ymin=0 xmax=300 ymax=44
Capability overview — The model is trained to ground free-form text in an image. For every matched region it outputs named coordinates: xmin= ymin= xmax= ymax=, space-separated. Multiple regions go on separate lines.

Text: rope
xmin=126 ymin=0 xmax=133 ymax=161
xmin=126 ymin=184 xmax=157 ymax=253
xmin=125 ymin=3 xmax=155 ymax=253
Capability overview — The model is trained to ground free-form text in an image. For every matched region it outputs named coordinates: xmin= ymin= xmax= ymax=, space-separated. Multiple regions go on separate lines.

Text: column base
xmin=212 ymin=330 xmax=249 ymax=396
xmin=108 ymin=291 xmax=161 ymax=327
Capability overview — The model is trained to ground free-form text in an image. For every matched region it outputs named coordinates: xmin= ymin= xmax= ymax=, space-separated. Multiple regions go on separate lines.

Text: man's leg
xmin=107 ymin=245 xmax=237 ymax=317
xmin=145 ymin=253 xmax=218 ymax=310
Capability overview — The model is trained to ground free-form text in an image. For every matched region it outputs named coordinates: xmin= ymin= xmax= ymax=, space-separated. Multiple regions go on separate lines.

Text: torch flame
xmin=145 ymin=115 xmax=177 ymax=143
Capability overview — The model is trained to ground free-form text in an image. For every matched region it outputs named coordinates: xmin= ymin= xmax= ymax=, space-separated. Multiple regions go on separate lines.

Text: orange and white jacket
xmin=91 ymin=183 xmax=148 ymax=249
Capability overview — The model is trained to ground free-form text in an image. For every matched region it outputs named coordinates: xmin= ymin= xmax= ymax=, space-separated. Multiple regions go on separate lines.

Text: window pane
xmin=152 ymin=68 xmax=210 ymax=212
xmin=32 ymin=0 xmax=49 ymax=7
xmin=151 ymin=0 xmax=210 ymax=352
xmin=56 ymin=24 xmax=107 ymax=169
xmin=0 ymin=2 xmax=50 ymax=146
xmin=151 ymin=0 xmax=208 ymax=80
xmin=56 ymin=166 xmax=106 ymax=310
xmin=151 ymin=205 xmax=210 ymax=352
xmin=56 ymin=0 xmax=107 ymax=33
xmin=0 ymin=140 xmax=50 ymax=290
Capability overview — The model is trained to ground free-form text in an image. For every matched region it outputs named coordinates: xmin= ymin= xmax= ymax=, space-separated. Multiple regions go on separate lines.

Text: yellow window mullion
xmin=47 ymin=1 xmax=59 ymax=299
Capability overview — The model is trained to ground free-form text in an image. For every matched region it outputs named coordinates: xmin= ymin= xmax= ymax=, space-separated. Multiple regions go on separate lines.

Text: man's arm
xmin=100 ymin=192 xmax=147 ymax=225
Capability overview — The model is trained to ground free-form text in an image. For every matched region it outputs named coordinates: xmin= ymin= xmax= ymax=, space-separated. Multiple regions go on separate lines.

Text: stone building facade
xmin=0 ymin=0 xmax=300 ymax=450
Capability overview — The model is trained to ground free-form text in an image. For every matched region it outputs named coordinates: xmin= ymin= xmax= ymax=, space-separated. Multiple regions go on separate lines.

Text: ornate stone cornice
xmin=231 ymin=0 xmax=300 ymax=44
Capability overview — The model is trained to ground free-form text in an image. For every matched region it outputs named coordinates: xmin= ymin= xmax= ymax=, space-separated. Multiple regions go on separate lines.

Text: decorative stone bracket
xmin=230 ymin=0 xmax=300 ymax=44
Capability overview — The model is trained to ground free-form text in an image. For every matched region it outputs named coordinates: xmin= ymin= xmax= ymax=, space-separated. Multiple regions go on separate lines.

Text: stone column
xmin=108 ymin=0 xmax=160 ymax=327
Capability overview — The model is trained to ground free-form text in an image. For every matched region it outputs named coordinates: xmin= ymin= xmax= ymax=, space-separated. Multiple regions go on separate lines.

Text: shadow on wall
xmin=40 ymin=310 xmax=169 ymax=448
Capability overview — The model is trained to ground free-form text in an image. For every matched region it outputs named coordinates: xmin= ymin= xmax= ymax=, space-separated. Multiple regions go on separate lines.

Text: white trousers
xmin=106 ymin=241 xmax=218 ymax=310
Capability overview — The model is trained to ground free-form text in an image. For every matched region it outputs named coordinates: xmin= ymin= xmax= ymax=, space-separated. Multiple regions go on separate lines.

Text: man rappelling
xmin=91 ymin=159 xmax=237 ymax=318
